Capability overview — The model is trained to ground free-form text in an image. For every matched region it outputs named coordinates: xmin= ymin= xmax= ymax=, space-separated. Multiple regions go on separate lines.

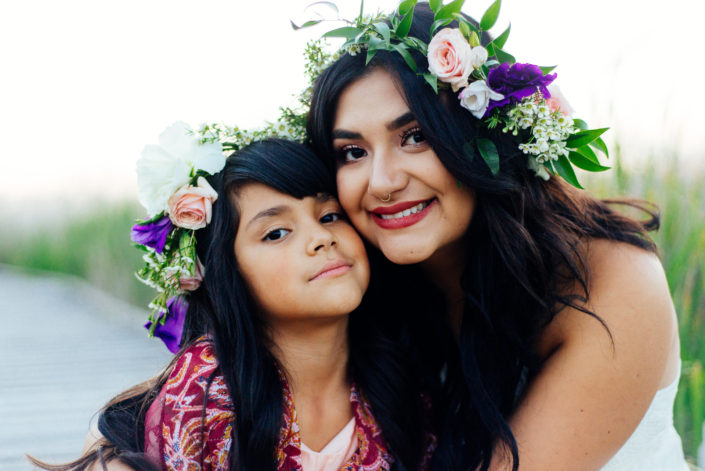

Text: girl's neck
xmin=269 ymin=317 xmax=350 ymax=401
xmin=421 ymin=242 xmax=466 ymax=336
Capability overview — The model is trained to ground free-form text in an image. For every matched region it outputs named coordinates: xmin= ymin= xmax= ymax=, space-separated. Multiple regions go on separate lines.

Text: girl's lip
xmin=371 ymin=199 xmax=430 ymax=215
xmin=309 ymin=260 xmax=352 ymax=281
xmin=370 ymin=199 xmax=436 ymax=229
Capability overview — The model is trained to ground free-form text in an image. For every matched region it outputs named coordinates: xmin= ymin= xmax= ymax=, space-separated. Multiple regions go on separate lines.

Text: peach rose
xmin=180 ymin=257 xmax=204 ymax=291
xmin=545 ymin=84 xmax=574 ymax=116
xmin=428 ymin=28 xmax=473 ymax=92
xmin=167 ymin=176 xmax=218 ymax=230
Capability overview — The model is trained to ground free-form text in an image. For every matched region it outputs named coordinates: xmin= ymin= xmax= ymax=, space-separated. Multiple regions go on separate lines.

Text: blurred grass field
xmin=1 ymin=152 xmax=703 ymax=459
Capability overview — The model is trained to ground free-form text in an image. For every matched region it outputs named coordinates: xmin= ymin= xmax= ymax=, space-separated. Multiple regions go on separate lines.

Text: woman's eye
xmin=320 ymin=212 xmax=342 ymax=224
xmin=263 ymin=228 xmax=290 ymax=241
xmin=401 ymin=127 xmax=426 ymax=146
xmin=338 ymin=145 xmax=367 ymax=162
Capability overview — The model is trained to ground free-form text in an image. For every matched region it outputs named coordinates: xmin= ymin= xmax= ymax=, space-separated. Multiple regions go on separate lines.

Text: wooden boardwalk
xmin=0 ymin=265 xmax=172 ymax=470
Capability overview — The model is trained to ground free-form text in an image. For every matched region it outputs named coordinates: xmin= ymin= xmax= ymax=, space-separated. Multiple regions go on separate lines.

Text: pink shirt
xmin=299 ymin=418 xmax=358 ymax=471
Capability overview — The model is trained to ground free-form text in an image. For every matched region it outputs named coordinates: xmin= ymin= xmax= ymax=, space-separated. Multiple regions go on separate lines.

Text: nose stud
xmin=380 ymin=193 xmax=391 ymax=203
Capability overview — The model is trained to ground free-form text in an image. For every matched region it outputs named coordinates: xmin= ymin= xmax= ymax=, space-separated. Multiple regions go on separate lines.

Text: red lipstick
xmin=370 ymin=198 xmax=436 ymax=229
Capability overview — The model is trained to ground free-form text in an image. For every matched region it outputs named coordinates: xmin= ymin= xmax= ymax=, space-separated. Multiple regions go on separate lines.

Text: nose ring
xmin=380 ymin=193 xmax=391 ymax=203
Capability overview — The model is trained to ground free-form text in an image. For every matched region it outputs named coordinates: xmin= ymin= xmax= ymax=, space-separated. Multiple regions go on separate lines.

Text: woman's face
xmin=234 ymin=183 xmax=369 ymax=323
xmin=332 ymin=68 xmax=475 ymax=265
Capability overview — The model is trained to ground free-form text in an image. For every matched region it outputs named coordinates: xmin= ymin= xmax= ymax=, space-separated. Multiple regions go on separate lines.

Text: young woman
xmin=307 ymin=3 xmax=688 ymax=470
xmin=31 ymin=138 xmax=435 ymax=471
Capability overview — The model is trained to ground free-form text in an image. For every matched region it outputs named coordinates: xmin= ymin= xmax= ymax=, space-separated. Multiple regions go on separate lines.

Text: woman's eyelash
xmin=400 ymin=126 xmax=424 ymax=143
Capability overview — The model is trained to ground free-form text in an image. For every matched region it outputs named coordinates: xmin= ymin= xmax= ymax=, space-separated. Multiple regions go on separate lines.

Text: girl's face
xmin=234 ymin=183 xmax=369 ymax=323
xmin=332 ymin=68 xmax=475 ymax=265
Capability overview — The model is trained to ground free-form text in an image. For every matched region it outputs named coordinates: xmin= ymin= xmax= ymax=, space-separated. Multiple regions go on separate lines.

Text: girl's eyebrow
xmin=246 ymin=205 xmax=290 ymax=229
xmin=332 ymin=111 xmax=416 ymax=140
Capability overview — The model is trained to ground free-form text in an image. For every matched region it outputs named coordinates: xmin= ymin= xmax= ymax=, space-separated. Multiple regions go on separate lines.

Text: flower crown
xmin=132 ymin=117 xmax=309 ymax=352
xmin=294 ymin=0 xmax=610 ymax=186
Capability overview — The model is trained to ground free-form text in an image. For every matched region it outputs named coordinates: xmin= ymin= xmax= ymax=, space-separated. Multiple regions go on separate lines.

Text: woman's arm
xmin=490 ymin=239 xmax=680 ymax=470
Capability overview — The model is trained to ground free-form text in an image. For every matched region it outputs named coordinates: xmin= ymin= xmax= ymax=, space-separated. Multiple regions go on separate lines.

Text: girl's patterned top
xmin=144 ymin=337 xmax=435 ymax=470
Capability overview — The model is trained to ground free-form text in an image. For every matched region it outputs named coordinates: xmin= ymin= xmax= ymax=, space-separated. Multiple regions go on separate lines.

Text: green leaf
xmin=477 ymin=137 xmax=500 ymax=175
xmin=589 ymin=136 xmax=609 ymax=158
xmin=554 ymin=155 xmax=584 ymax=189
xmin=392 ymin=43 xmax=418 ymax=71
xmin=322 ymin=27 xmax=363 ymax=40
xmin=307 ymin=1 xmax=339 ymax=14
xmin=396 ymin=10 xmax=414 ymax=38
xmin=398 ymin=0 xmax=417 ymax=16
xmin=494 ymin=47 xmax=515 ymax=64
xmin=568 ymin=151 xmax=610 ymax=172
xmin=490 ymin=22 xmax=510 ymax=49
xmin=573 ymin=118 xmax=588 ymax=130
xmin=422 ymin=73 xmax=439 ymax=93
xmin=430 ymin=17 xmax=454 ymax=35
xmin=429 ymin=0 xmax=443 ymax=13
xmin=373 ymin=22 xmax=391 ymax=44
xmin=480 ymin=0 xmax=501 ymax=30
xmin=575 ymin=144 xmax=599 ymax=164
xmin=436 ymin=0 xmax=464 ymax=21
xmin=459 ymin=20 xmax=471 ymax=40
xmin=565 ymin=127 xmax=609 ymax=149
xmin=539 ymin=65 xmax=557 ymax=74
xmin=366 ymin=36 xmax=386 ymax=64
xmin=290 ymin=19 xmax=322 ymax=30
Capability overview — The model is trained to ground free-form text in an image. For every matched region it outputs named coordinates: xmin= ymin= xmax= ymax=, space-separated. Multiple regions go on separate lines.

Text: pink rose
xmin=180 ymin=257 xmax=204 ymax=291
xmin=546 ymin=84 xmax=574 ymax=116
xmin=428 ymin=28 xmax=473 ymax=92
xmin=167 ymin=176 xmax=218 ymax=230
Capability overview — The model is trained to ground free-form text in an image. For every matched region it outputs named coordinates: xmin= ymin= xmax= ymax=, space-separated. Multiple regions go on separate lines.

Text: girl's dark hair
xmin=307 ymin=4 xmax=659 ymax=470
xmin=30 ymin=139 xmax=429 ymax=471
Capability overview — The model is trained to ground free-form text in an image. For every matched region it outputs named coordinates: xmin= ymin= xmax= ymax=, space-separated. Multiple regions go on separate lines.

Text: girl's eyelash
xmin=262 ymin=228 xmax=289 ymax=242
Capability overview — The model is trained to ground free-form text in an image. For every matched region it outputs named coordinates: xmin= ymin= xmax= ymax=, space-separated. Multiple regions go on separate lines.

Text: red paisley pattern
xmin=145 ymin=338 xmax=435 ymax=470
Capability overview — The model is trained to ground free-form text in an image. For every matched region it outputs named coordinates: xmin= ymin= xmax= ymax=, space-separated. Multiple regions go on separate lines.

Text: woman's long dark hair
xmin=307 ymin=4 xmax=659 ymax=470
xmin=30 ymin=139 xmax=430 ymax=471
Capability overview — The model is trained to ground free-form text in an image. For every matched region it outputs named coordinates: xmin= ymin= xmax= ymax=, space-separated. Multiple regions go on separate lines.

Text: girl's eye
xmin=338 ymin=145 xmax=367 ymax=162
xmin=320 ymin=212 xmax=342 ymax=224
xmin=401 ymin=127 xmax=426 ymax=146
xmin=263 ymin=228 xmax=290 ymax=241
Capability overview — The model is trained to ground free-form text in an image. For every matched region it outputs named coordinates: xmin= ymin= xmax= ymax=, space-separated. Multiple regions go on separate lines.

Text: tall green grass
xmin=585 ymin=150 xmax=705 ymax=458
xmin=0 ymin=202 xmax=153 ymax=309
xmin=1 ymin=153 xmax=703 ymax=458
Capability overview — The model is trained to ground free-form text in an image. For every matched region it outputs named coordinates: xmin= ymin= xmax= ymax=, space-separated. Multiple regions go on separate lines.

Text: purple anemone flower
xmin=145 ymin=296 xmax=187 ymax=353
xmin=486 ymin=62 xmax=557 ymax=113
xmin=131 ymin=216 xmax=173 ymax=254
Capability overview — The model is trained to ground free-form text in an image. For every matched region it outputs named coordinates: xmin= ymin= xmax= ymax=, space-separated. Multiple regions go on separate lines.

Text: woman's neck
xmin=421 ymin=242 xmax=466 ymax=336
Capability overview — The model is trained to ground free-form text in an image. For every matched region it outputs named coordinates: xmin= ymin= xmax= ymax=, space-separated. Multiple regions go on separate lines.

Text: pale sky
xmin=1 ymin=0 xmax=703 ymax=217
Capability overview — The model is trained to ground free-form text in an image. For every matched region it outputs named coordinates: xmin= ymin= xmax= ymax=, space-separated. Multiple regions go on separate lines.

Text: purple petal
xmin=145 ymin=296 xmax=187 ymax=353
xmin=131 ymin=217 xmax=173 ymax=254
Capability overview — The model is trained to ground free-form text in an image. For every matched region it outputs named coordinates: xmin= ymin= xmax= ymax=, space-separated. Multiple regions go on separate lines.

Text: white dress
xmin=600 ymin=361 xmax=690 ymax=470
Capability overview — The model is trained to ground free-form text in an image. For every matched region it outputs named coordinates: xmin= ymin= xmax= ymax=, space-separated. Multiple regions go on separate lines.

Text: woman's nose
xmin=367 ymin=150 xmax=407 ymax=201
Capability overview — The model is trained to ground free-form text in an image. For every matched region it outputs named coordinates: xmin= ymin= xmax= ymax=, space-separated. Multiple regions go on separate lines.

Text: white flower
xmin=458 ymin=80 xmax=505 ymax=119
xmin=137 ymin=121 xmax=225 ymax=217
xmin=528 ymin=157 xmax=551 ymax=181
xmin=469 ymin=46 xmax=488 ymax=69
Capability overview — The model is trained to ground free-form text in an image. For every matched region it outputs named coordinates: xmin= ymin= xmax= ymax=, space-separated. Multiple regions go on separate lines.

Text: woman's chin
xmin=378 ymin=242 xmax=434 ymax=265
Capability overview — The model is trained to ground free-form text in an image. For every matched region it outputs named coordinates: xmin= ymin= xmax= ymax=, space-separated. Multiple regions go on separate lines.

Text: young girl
xmin=31 ymin=135 xmax=434 ymax=470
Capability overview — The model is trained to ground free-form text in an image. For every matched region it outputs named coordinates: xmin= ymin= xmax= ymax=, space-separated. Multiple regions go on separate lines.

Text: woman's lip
xmin=371 ymin=199 xmax=436 ymax=229
xmin=309 ymin=260 xmax=352 ymax=281
xmin=371 ymin=199 xmax=430 ymax=215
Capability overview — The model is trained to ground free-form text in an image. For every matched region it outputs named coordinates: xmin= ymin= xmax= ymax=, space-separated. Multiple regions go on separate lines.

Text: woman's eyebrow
xmin=385 ymin=111 xmax=415 ymax=131
xmin=332 ymin=111 xmax=416 ymax=140
xmin=246 ymin=206 xmax=289 ymax=229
